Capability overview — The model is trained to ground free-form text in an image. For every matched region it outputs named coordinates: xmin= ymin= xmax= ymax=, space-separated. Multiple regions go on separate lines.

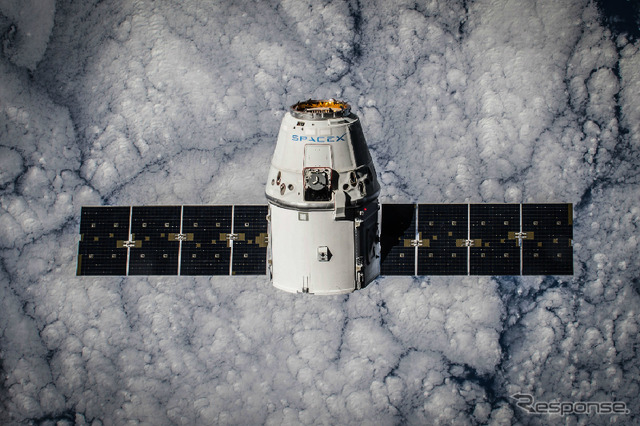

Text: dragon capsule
xmin=265 ymin=99 xmax=381 ymax=294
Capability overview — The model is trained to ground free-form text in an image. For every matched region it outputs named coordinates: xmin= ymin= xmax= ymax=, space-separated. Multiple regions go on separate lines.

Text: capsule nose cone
xmin=290 ymin=99 xmax=351 ymax=119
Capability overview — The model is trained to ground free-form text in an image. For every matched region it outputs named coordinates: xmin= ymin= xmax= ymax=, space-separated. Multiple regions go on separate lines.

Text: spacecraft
xmin=77 ymin=100 xmax=573 ymax=294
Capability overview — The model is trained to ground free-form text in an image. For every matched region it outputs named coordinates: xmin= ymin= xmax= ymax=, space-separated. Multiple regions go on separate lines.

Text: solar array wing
xmin=78 ymin=203 xmax=572 ymax=278
xmin=77 ymin=205 xmax=268 ymax=276
xmin=380 ymin=203 xmax=573 ymax=276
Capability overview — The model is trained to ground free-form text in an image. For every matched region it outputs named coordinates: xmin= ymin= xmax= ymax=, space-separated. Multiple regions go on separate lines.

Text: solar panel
xmin=128 ymin=206 xmax=182 ymax=275
xmin=417 ymin=204 xmax=468 ymax=275
xmin=231 ymin=205 xmax=268 ymax=275
xmin=77 ymin=206 xmax=131 ymax=275
xmin=77 ymin=205 xmax=269 ymax=276
xmin=470 ymin=204 xmax=520 ymax=275
xmin=78 ymin=203 xmax=572 ymax=279
xmin=522 ymin=204 xmax=573 ymax=275
xmin=180 ymin=205 xmax=232 ymax=276
xmin=380 ymin=204 xmax=416 ymax=275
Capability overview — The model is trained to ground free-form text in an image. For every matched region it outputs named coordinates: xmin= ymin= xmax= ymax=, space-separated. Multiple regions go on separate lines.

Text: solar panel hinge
xmin=122 ymin=240 xmax=136 ymax=248
xmin=354 ymin=218 xmax=363 ymax=228
xmin=463 ymin=239 xmax=475 ymax=247
xmin=511 ymin=231 xmax=531 ymax=246
xmin=410 ymin=239 xmax=423 ymax=247
xmin=226 ymin=233 xmax=239 ymax=241
xmin=174 ymin=233 xmax=187 ymax=241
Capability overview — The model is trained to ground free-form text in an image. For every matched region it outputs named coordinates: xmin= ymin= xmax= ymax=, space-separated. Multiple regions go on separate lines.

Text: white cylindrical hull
xmin=269 ymin=204 xmax=357 ymax=295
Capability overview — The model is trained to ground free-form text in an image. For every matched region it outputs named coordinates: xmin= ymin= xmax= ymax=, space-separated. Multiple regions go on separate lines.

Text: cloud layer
xmin=1 ymin=0 xmax=639 ymax=424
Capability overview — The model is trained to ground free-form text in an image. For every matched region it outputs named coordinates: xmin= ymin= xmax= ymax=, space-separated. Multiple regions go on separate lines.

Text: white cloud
xmin=1 ymin=0 xmax=639 ymax=424
xmin=0 ymin=0 xmax=55 ymax=69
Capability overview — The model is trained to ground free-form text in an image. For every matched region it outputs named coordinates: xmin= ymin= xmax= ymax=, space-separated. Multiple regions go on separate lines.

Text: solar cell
xmin=417 ymin=204 xmax=468 ymax=275
xmin=231 ymin=205 xmax=268 ymax=275
xmin=522 ymin=204 xmax=573 ymax=275
xmin=77 ymin=206 xmax=131 ymax=275
xmin=128 ymin=206 xmax=181 ymax=275
xmin=470 ymin=204 xmax=520 ymax=275
xmin=180 ymin=205 xmax=233 ymax=275
xmin=380 ymin=204 xmax=416 ymax=275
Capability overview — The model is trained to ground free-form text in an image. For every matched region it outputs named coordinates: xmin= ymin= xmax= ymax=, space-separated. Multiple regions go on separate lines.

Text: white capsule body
xmin=266 ymin=103 xmax=380 ymax=294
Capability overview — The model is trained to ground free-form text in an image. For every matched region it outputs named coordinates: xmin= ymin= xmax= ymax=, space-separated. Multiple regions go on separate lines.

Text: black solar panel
xmin=180 ymin=205 xmax=232 ymax=276
xmin=380 ymin=204 xmax=416 ymax=275
xmin=380 ymin=203 xmax=572 ymax=277
xmin=78 ymin=203 xmax=572 ymax=279
xmin=128 ymin=206 xmax=182 ymax=275
xmin=470 ymin=204 xmax=520 ymax=275
xmin=77 ymin=206 xmax=131 ymax=275
xmin=417 ymin=204 xmax=468 ymax=275
xmin=231 ymin=205 xmax=268 ymax=275
xmin=522 ymin=204 xmax=573 ymax=275
xmin=77 ymin=205 xmax=269 ymax=276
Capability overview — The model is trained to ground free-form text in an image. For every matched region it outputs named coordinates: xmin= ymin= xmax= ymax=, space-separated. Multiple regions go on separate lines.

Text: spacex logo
xmin=292 ymin=133 xmax=346 ymax=143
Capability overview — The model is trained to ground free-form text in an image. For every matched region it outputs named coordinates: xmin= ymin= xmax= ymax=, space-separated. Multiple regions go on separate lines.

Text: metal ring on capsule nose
xmin=290 ymin=99 xmax=351 ymax=119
